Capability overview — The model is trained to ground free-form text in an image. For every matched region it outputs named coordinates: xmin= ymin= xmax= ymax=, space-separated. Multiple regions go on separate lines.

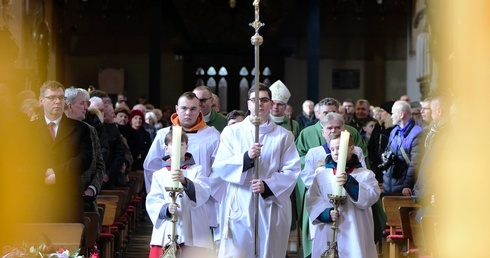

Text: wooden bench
xmin=97 ymin=195 xmax=119 ymax=258
xmin=12 ymin=223 xmax=84 ymax=252
xmin=100 ymin=189 xmax=131 ymax=255
xmin=382 ymin=196 xmax=420 ymax=258
xmin=97 ymin=195 xmax=119 ymax=227
xmin=83 ymin=212 xmax=100 ymax=256
xmin=128 ymin=170 xmax=146 ymax=220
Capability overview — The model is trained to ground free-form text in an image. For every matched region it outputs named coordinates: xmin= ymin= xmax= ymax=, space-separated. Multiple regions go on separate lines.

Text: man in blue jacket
xmin=382 ymin=100 xmax=423 ymax=195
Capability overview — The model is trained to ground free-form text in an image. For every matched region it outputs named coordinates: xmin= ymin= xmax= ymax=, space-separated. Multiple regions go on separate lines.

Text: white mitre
xmin=269 ymin=80 xmax=291 ymax=104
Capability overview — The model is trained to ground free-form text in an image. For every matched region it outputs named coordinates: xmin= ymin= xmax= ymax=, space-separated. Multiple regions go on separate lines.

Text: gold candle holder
xmin=321 ymin=194 xmax=347 ymax=258
xmin=161 ymin=187 xmax=184 ymax=258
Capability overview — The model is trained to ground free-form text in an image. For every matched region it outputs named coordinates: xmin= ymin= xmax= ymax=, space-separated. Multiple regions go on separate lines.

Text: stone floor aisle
xmin=121 ymin=214 xmax=305 ymax=258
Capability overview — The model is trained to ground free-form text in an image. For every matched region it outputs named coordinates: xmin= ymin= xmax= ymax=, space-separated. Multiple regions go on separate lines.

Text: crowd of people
xmin=1 ymin=79 xmax=452 ymax=258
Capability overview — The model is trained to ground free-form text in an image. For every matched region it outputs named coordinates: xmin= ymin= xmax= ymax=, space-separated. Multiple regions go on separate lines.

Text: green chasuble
xmin=206 ymin=109 xmax=227 ymax=133
xmin=295 ymin=121 xmax=368 ymax=168
xmin=294 ymin=121 xmax=369 ymax=257
xmin=273 ymin=116 xmax=301 ymax=139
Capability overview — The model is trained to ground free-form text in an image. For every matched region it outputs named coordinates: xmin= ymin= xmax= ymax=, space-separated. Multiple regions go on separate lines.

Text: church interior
xmin=2 ymin=1 xmax=490 ymax=258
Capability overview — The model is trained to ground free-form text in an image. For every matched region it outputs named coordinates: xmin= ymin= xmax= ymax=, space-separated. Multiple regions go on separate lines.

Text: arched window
xmin=194 ymin=65 xmax=272 ymax=112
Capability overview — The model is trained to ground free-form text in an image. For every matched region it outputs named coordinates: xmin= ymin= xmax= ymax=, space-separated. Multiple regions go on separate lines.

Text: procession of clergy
xmin=18 ymin=78 xmax=440 ymax=258
xmin=141 ymin=78 xmax=433 ymax=258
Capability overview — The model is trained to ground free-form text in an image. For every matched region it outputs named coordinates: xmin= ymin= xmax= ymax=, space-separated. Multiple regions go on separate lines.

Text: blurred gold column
xmin=435 ymin=0 xmax=490 ymax=257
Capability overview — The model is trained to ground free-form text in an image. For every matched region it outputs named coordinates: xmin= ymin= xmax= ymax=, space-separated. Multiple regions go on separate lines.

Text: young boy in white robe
xmin=306 ymin=131 xmax=380 ymax=258
xmin=146 ymin=130 xmax=214 ymax=258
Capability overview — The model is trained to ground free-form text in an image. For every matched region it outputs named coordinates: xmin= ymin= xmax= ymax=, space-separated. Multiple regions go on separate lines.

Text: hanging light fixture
xmin=229 ymin=0 xmax=236 ymax=9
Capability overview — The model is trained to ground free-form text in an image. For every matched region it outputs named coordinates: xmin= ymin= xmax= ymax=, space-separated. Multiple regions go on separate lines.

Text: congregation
xmin=1 ymin=79 xmax=451 ymax=258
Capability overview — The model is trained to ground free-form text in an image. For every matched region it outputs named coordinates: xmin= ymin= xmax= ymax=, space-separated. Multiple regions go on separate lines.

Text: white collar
xmin=44 ymin=115 xmax=62 ymax=126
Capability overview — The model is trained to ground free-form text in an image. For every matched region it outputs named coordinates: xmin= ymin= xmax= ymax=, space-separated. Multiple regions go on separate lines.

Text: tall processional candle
xmin=168 ymin=126 xmax=182 ymax=188
xmin=332 ymin=130 xmax=350 ymax=196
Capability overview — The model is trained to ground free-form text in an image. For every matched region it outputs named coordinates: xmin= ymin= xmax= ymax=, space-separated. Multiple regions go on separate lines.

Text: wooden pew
xmin=100 ymin=189 xmax=130 ymax=255
xmin=97 ymin=195 xmax=118 ymax=227
xmin=83 ymin=212 xmax=100 ymax=256
xmin=128 ymin=170 xmax=146 ymax=221
xmin=382 ymin=196 xmax=420 ymax=258
xmin=12 ymin=223 xmax=84 ymax=252
xmin=97 ymin=195 xmax=119 ymax=258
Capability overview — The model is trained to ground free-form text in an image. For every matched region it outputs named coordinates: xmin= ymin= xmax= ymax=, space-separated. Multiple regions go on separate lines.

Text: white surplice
xmin=212 ymin=117 xmax=301 ymax=258
xmin=146 ymin=164 xmax=214 ymax=250
xmin=306 ymin=166 xmax=380 ymax=258
xmin=301 ymin=145 xmax=367 ymax=241
xmin=143 ymin=126 xmax=221 ymax=227
xmin=302 ymin=145 xmax=366 ymax=189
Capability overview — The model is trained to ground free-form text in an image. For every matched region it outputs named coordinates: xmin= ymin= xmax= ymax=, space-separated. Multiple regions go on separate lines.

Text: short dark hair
xmin=179 ymin=92 xmax=198 ymax=102
xmin=164 ymin=128 xmax=189 ymax=145
xmin=248 ymin=83 xmax=271 ymax=99
xmin=114 ymin=106 xmax=131 ymax=116
xmin=40 ymin=81 xmax=64 ymax=97
xmin=359 ymin=116 xmax=377 ymax=127
xmin=319 ymin=97 xmax=340 ymax=108
xmin=226 ymin=109 xmax=246 ymax=123
xmin=355 ymin=99 xmax=371 ymax=107
xmin=194 ymin=85 xmax=213 ymax=95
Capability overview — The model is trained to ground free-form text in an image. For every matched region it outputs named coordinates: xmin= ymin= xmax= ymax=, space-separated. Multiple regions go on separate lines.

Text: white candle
xmin=168 ymin=126 xmax=182 ymax=188
xmin=334 ymin=130 xmax=350 ymax=196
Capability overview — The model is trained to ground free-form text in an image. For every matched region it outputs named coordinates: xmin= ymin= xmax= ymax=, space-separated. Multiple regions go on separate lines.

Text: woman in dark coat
xmin=126 ymin=109 xmax=152 ymax=171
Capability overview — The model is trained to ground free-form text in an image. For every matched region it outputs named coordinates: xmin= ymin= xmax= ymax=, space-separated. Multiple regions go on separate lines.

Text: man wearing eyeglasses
xmin=212 ymin=83 xmax=300 ymax=258
xmin=26 ymin=81 xmax=93 ymax=223
xmin=193 ymin=86 xmax=227 ymax=133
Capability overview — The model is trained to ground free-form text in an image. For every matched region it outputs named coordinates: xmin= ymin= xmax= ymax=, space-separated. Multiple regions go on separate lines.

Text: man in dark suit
xmin=26 ymin=81 xmax=94 ymax=223
xmin=64 ymin=87 xmax=105 ymax=212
